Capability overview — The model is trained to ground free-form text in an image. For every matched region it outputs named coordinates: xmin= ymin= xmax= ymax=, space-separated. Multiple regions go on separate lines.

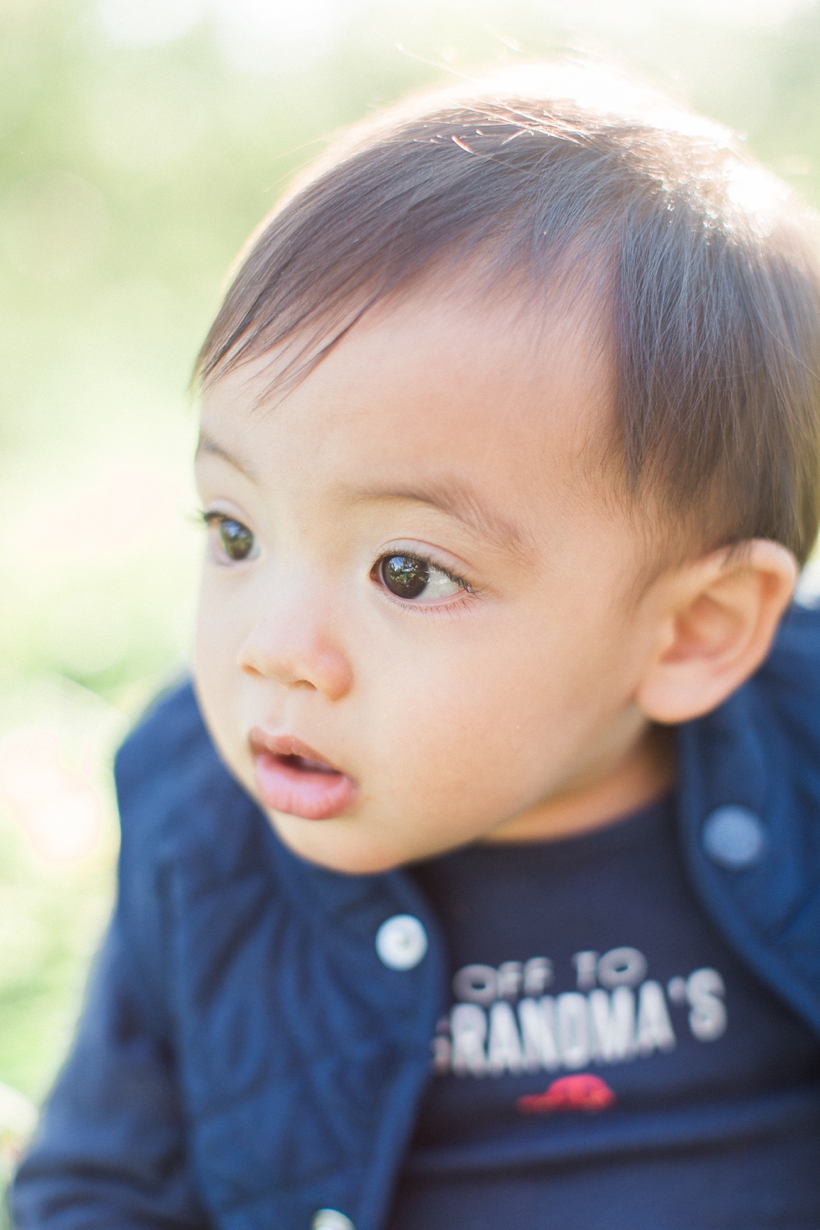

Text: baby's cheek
xmin=374 ymin=699 xmax=539 ymax=823
xmin=379 ymin=654 xmax=589 ymax=815
xmin=193 ymin=616 xmax=225 ymax=720
xmin=193 ymin=604 xmax=248 ymax=773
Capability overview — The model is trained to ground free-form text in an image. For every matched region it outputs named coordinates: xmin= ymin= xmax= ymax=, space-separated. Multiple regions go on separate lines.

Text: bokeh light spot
xmin=0 ymin=729 xmax=104 ymax=865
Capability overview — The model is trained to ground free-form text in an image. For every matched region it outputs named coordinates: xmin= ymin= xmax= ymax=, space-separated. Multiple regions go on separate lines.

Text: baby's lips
xmin=248 ymin=727 xmax=359 ymax=821
xmin=248 ymin=728 xmax=344 ymax=771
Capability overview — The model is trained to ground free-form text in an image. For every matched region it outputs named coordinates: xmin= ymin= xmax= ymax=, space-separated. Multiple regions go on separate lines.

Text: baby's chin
xmin=265 ymin=807 xmax=413 ymax=877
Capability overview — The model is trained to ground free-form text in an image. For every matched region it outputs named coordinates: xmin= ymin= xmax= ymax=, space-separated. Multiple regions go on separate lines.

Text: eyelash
xmin=198 ymin=510 xmax=478 ymax=607
xmin=200 ymin=509 xmax=225 ymax=527
xmin=373 ymin=553 xmax=475 ymax=606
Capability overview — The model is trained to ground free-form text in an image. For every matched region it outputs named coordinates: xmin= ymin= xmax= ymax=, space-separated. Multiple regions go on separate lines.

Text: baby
xmin=13 ymin=65 xmax=820 ymax=1230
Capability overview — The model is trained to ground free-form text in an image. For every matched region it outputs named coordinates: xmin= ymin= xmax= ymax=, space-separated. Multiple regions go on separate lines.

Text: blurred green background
xmin=3 ymin=0 xmax=820 ymax=1211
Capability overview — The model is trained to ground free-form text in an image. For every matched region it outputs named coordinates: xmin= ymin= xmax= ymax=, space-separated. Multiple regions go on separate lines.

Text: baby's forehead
xmin=211 ymin=278 xmax=609 ymax=425
xmin=199 ymin=284 xmax=617 ymax=540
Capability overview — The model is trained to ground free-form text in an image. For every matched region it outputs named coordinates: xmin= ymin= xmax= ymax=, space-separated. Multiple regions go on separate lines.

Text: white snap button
xmin=375 ymin=914 xmax=428 ymax=970
xmin=312 ymin=1210 xmax=354 ymax=1230
xmin=702 ymin=806 xmax=766 ymax=870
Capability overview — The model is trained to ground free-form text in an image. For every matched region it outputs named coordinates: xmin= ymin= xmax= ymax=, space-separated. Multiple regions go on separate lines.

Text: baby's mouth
xmin=278 ymin=752 xmax=337 ymax=774
xmin=248 ymin=730 xmax=358 ymax=821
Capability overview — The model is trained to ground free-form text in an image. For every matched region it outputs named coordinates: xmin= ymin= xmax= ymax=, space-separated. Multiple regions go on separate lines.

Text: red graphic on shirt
xmin=517 ymin=1073 xmax=616 ymax=1114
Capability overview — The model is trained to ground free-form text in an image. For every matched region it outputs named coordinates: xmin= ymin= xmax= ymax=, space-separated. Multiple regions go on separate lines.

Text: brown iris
xmin=217 ymin=517 xmax=255 ymax=561
xmin=380 ymin=554 xmax=430 ymax=598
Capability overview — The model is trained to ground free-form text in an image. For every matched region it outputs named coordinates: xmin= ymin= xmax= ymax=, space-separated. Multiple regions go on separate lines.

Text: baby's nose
xmin=237 ymin=602 xmax=353 ymax=702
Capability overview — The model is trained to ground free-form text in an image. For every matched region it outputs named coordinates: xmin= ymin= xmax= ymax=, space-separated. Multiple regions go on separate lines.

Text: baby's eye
xmin=378 ymin=554 xmax=463 ymax=601
xmin=207 ymin=514 xmax=257 ymax=562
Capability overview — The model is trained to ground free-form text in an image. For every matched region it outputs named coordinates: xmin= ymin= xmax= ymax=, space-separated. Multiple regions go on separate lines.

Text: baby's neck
xmin=483 ymin=721 xmax=675 ymax=845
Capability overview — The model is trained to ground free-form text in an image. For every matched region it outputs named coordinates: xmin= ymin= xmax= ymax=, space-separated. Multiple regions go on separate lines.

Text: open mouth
xmin=276 ymin=753 xmax=338 ymax=775
xmin=249 ymin=730 xmax=358 ymax=821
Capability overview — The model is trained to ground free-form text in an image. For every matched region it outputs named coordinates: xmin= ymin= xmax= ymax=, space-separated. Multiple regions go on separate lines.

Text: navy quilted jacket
xmin=12 ymin=604 xmax=820 ymax=1230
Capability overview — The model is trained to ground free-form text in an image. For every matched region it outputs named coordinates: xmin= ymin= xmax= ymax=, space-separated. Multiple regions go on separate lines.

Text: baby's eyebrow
xmin=195 ymin=433 xmax=260 ymax=484
xmin=351 ymin=479 xmax=535 ymax=562
xmin=196 ymin=435 xmax=534 ymax=561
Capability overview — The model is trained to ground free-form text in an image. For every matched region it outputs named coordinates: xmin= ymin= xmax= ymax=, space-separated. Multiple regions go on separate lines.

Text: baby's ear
xmin=635 ymin=540 xmax=798 ymax=725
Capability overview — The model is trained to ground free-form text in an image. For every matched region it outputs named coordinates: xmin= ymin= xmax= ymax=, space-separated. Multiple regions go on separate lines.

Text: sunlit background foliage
xmin=2 ymin=0 xmax=820 ymax=1212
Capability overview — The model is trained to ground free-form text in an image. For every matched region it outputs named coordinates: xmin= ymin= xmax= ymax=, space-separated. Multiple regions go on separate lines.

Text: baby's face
xmin=194 ymin=291 xmax=666 ymax=873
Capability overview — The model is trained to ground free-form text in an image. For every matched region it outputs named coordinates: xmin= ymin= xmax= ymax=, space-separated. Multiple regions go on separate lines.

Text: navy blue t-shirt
xmin=389 ymin=797 xmax=820 ymax=1228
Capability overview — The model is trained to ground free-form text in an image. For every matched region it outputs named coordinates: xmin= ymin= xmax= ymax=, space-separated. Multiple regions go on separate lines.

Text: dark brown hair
xmin=195 ymin=65 xmax=820 ymax=565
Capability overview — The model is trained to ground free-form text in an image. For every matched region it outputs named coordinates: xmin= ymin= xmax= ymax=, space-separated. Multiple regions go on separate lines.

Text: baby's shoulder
xmin=113 ymin=679 xmax=269 ymax=885
xmin=755 ymin=601 xmax=820 ymax=733
xmin=114 ymin=678 xmax=209 ymax=803
xmin=110 ymin=681 xmax=294 ymax=1028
